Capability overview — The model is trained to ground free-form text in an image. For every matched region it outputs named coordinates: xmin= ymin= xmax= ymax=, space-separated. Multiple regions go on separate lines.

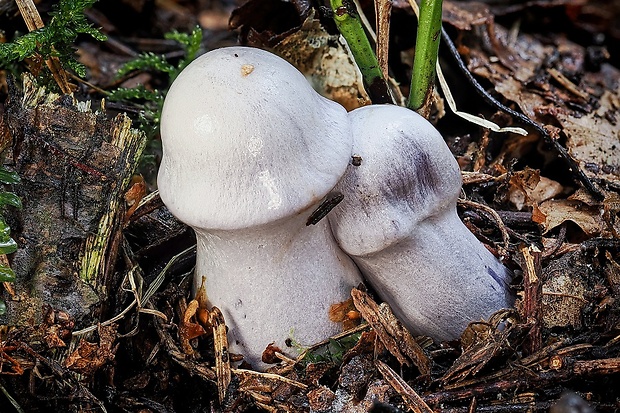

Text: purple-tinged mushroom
xmin=329 ymin=104 xmax=514 ymax=341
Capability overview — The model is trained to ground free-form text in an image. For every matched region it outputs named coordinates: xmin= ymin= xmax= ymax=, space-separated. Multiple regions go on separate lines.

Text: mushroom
xmin=329 ymin=105 xmax=514 ymax=341
xmin=157 ymin=46 xmax=363 ymax=368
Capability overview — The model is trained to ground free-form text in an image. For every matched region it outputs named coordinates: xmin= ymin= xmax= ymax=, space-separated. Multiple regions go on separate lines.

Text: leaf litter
xmin=0 ymin=0 xmax=619 ymax=412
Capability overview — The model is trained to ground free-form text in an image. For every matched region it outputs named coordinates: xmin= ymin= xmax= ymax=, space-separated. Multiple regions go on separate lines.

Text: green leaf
xmin=117 ymin=53 xmax=176 ymax=78
xmin=108 ymin=86 xmax=163 ymax=103
xmin=0 ymin=0 xmax=106 ymax=77
xmin=0 ymin=238 xmax=17 ymax=255
xmin=0 ymin=168 xmax=20 ymax=185
xmin=0 ymin=299 xmax=6 ymax=316
xmin=0 ymin=220 xmax=10 ymax=238
xmin=0 ymin=219 xmax=16 ymax=255
xmin=0 ymin=193 xmax=22 ymax=209
xmin=166 ymin=26 xmax=203 ymax=77
xmin=0 ymin=264 xmax=15 ymax=283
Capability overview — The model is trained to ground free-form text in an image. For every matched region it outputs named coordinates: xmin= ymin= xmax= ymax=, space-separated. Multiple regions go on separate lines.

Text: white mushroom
xmin=157 ymin=46 xmax=363 ymax=368
xmin=329 ymin=105 xmax=514 ymax=341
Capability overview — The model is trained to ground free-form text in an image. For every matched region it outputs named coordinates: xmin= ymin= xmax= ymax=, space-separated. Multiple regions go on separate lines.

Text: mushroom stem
xmin=351 ymin=208 xmax=512 ymax=340
xmin=193 ymin=210 xmax=361 ymax=366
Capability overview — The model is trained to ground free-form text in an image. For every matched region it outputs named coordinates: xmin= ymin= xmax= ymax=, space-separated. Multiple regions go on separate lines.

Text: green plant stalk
xmin=408 ymin=0 xmax=443 ymax=114
xmin=329 ymin=0 xmax=391 ymax=104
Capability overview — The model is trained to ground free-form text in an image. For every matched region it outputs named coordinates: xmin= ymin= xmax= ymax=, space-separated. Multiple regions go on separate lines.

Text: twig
xmin=15 ymin=0 xmax=71 ymax=94
xmin=329 ymin=0 xmax=392 ymax=103
xmin=298 ymin=322 xmax=370 ymax=356
xmin=519 ymin=244 xmax=542 ymax=354
xmin=375 ymin=0 xmax=392 ymax=79
xmin=149 ymin=299 xmax=216 ymax=382
xmin=375 ymin=360 xmax=434 ymax=413
xmin=231 ymin=368 xmax=308 ymax=390
xmin=351 ymin=289 xmax=431 ymax=375
xmin=542 ymin=291 xmax=588 ymax=304
xmin=72 ymin=245 xmax=191 ymax=337
xmin=0 ymin=382 xmax=25 ymax=413
xmin=210 ymin=307 xmax=231 ymax=404
xmin=457 ymin=198 xmax=510 ymax=255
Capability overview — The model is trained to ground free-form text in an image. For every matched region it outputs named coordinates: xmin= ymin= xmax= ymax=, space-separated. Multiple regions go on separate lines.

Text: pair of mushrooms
xmin=158 ymin=47 xmax=514 ymax=368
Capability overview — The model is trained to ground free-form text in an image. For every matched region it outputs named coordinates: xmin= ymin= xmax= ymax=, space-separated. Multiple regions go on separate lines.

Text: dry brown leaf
xmin=64 ymin=324 xmax=117 ymax=376
xmin=329 ymin=298 xmax=361 ymax=331
xmin=274 ymin=12 xmax=370 ymax=111
xmin=466 ymin=22 xmax=620 ymax=185
xmin=508 ymin=168 xmax=541 ymax=210
xmin=124 ymin=174 xmax=146 ymax=220
xmin=179 ymin=298 xmax=207 ymax=355
xmin=508 ymin=168 xmax=564 ymax=210
xmin=558 ymin=87 xmax=620 ymax=183
xmin=442 ymin=1 xmax=493 ymax=30
xmin=351 ymin=288 xmax=431 ymax=375
xmin=542 ymin=253 xmax=589 ymax=329
xmin=537 ymin=199 xmax=604 ymax=235
xmin=530 ymin=176 xmax=565 ymax=204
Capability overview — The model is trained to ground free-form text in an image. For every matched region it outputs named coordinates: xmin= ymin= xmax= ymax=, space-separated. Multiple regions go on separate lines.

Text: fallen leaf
xmin=537 ymin=199 xmax=604 ymax=235
xmin=274 ymin=13 xmax=370 ymax=111
xmin=65 ymin=324 xmax=117 ymax=376
xmin=466 ymin=22 xmax=620 ymax=185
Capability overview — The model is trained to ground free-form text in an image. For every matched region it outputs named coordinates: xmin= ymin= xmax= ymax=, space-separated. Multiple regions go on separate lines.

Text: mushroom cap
xmin=330 ymin=104 xmax=463 ymax=256
xmin=158 ymin=46 xmax=352 ymax=230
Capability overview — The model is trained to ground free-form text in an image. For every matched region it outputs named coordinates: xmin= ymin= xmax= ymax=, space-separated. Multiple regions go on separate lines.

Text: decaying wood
xmin=351 ymin=288 xmax=431 ymax=375
xmin=3 ymin=75 xmax=145 ymax=328
xmin=520 ymin=244 xmax=543 ymax=354
xmin=211 ymin=306 xmax=231 ymax=404
xmin=375 ymin=359 xmax=433 ymax=413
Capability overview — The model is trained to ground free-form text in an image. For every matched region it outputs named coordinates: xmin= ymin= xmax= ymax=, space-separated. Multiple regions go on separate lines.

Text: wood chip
xmin=375 ymin=359 xmax=434 ymax=413
xmin=520 ymin=244 xmax=542 ymax=354
xmin=351 ymin=288 xmax=431 ymax=375
xmin=210 ymin=306 xmax=231 ymax=404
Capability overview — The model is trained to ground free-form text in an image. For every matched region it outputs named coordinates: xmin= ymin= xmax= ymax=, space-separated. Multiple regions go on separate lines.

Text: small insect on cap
xmin=158 ymin=46 xmax=352 ymax=230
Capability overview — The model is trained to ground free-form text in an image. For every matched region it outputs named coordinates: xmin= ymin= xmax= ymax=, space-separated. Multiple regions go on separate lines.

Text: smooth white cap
xmin=330 ymin=105 xmax=463 ymax=256
xmin=158 ymin=47 xmax=352 ymax=230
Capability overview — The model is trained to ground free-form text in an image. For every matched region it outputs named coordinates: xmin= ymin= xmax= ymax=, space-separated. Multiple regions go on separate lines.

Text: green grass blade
xmin=329 ymin=0 xmax=392 ymax=103
xmin=407 ymin=0 xmax=443 ymax=115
